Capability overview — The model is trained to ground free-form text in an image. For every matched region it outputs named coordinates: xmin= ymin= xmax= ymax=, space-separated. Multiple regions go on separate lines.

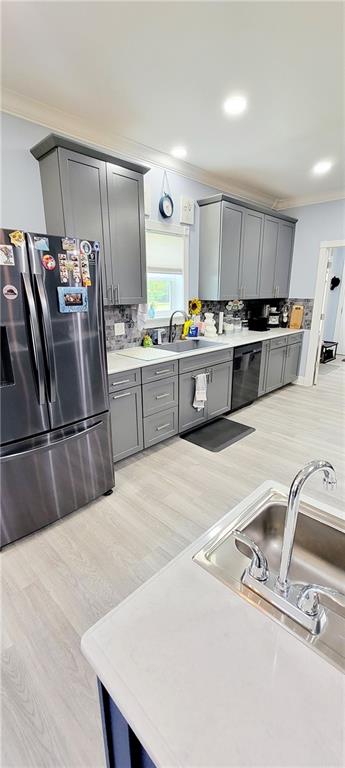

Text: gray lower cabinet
xmin=258 ymin=340 xmax=270 ymax=396
xmin=283 ymin=342 xmax=302 ymax=384
xmin=265 ymin=346 xmax=286 ymax=393
xmin=31 ymin=135 xmax=148 ymax=306
xmin=179 ymin=361 xmax=233 ymax=432
xmin=110 ymin=385 xmax=143 ymax=462
xmin=207 ymin=362 xmax=233 ymax=418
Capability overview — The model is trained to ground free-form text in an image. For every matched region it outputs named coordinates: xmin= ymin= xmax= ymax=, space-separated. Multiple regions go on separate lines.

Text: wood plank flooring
xmin=1 ymin=361 xmax=344 ymax=767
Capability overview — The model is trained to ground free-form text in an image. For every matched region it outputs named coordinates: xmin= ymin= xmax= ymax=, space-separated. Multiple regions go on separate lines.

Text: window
xmin=145 ymin=222 xmax=188 ymax=324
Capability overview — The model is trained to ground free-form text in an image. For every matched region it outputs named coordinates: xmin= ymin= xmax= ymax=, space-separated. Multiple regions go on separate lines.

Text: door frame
xmin=333 ymin=256 xmax=345 ymax=354
xmin=305 ymin=239 xmax=345 ymax=386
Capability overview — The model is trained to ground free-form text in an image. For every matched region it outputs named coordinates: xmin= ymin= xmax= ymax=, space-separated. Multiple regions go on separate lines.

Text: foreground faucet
xmin=233 ymin=459 xmax=342 ymax=635
xmin=276 ymin=460 xmax=337 ymax=596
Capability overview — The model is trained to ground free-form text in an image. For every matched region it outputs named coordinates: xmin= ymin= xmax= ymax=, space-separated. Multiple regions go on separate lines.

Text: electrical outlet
xmin=114 ymin=322 xmax=125 ymax=336
xmin=180 ymin=196 xmax=194 ymax=225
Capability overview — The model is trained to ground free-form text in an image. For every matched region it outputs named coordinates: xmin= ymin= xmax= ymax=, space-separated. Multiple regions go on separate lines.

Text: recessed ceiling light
xmin=223 ymin=94 xmax=248 ymax=117
xmin=312 ymin=159 xmax=333 ymax=175
xmin=171 ymin=146 xmax=187 ymax=159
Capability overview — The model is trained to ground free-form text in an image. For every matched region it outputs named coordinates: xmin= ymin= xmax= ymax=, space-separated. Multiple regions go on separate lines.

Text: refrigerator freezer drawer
xmin=0 ymin=413 xmax=114 ymax=547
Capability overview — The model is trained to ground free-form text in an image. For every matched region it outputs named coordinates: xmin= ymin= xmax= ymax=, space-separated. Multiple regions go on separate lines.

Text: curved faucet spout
xmin=276 ymin=460 xmax=336 ymax=596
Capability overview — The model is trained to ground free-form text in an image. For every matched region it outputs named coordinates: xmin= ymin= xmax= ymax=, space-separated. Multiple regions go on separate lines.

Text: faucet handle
xmin=232 ymin=530 xmax=269 ymax=582
xmin=297 ymin=583 xmax=345 ymax=617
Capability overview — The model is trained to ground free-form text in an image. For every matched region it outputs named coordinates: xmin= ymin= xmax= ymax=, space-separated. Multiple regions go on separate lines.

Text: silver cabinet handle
xmin=155 ymin=368 xmax=171 ymax=375
xmin=155 ymin=393 xmax=169 ymax=399
xmin=111 ymin=379 xmax=130 ymax=386
xmin=112 ymin=391 xmax=131 ymax=399
xmin=156 ymin=422 xmax=170 ymax=431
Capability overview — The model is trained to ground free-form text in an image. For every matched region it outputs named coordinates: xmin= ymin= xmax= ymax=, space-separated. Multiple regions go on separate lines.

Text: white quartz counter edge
xmin=107 ymin=328 xmax=302 ymax=374
xmin=81 ymin=481 xmax=344 ymax=768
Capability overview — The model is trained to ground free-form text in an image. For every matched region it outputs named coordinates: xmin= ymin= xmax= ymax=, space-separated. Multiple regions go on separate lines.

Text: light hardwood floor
xmin=1 ymin=361 xmax=344 ymax=768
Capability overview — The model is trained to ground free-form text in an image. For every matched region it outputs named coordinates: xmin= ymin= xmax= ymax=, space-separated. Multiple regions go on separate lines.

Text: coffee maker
xmin=247 ymin=302 xmax=270 ymax=331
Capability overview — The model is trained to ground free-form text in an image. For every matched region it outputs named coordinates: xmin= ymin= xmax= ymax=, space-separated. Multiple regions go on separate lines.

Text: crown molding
xmin=2 ymin=88 xmax=276 ymax=208
xmin=273 ymin=189 xmax=345 ymax=211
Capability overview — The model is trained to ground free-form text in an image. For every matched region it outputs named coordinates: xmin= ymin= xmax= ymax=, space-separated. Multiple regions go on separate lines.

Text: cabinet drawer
xmin=142 ymin=376 xmax=178 ymax=417
xmin=270 ymin=336 xmax=288 ymax=350
xmin=141 ymin=360 xmax=178 ymax=383
xmin=143 ymin=408 xmax=178 ymax=448
xmin=108 ymin=369 xmax=141 ymax=392
xmin=178 ymin=348 xmax=233 ymax=374
xmin=287 ymin=332 xmax=303 ymax=345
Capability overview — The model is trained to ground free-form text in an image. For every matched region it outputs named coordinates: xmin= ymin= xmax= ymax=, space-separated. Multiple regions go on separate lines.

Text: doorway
xmin=308 ymin=240 xmax=345 ymax=386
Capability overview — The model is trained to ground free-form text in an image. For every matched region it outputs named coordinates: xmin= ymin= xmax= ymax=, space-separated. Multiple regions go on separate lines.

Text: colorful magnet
xmin=0 ymin=244 xmax=15 ymax=266
xmin=80 ymin=240 xmax=92 ymax=257
xmin=34 ymin=236 xmax=50 ymax=251
xmin=62 ymin=237 xmax=77 ymax=251
xmin=41 ymin=253 xmax=56 ymax=271
xmin=81 ymin=257 xmax=91 ymax=287
xmin=3 ymin=284 xmax=18 ymax=300
xmin=58 ymin=253 xmax=69 ymax=283
xmin=93 ymin=241 xmax=100 ymax=252
xmin=9 ymin=230 xmax=24 ymax=247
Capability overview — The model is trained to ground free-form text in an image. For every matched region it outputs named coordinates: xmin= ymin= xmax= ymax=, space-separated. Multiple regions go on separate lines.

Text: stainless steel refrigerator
xmin=0 ymin=229 xmax=114 ymax=547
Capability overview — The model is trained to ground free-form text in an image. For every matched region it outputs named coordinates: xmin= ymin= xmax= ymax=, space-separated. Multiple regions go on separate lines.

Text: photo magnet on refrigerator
xmin=9 ymin=230 xmax=24 ymax=247
xmin=34 ymin=236 xmax=50 ymax=251
xmin=80 ymin=240 xmax=92 ymax=256
xmin=0 ymin=244 xmax=15 ymax=266
xmin=61 ymin=237 xmax=77 ymax=251
xmin=3 ymin=284 xmax=18 ymax=300
xmin=41 ymin=254 xmax=56 ymax=271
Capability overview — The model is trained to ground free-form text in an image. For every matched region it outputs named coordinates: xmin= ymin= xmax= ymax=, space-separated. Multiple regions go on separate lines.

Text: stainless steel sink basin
xmin=193 ymin=490 xmax=345 ymax=672
xmin=159 ymin=339 xmax=218 ymax=352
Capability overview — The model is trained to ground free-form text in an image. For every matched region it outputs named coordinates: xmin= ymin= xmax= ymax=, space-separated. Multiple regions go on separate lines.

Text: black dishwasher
xmin=231 ymin=343 xmax=262 ymax=411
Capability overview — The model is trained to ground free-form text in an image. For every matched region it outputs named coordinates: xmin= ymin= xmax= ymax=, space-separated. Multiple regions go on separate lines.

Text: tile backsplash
xmin=105 ymin=298 xmax=314 ymax=351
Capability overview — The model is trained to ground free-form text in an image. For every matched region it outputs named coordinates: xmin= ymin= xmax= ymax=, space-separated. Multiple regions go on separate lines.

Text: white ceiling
xmin=2 ymin=1 xmax=344 ymax=206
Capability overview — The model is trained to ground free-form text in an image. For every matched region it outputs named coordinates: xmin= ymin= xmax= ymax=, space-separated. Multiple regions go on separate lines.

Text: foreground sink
xmin=193 ymin=489 xmax=345 ymax=672
xmin=159 ymin=339 xmax=218 ymax=352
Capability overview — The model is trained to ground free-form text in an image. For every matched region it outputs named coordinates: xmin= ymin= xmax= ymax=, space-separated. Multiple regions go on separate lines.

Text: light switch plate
xmin=114 ymin=322 xmax=125 ymax=336
xmin=180 ymin=196 xmax=194 ymax=225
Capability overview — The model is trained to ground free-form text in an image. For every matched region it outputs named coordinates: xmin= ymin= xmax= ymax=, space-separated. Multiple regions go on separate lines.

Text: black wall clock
xmin=159 ymin=193 xmax=174 ymax=219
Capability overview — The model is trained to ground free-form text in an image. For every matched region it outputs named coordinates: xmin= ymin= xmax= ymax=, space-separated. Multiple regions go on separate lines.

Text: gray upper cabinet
xmin=107 ymin=164 xmax=147 ymax=304
xmin=275 ymin=221 xmax=295 ymax=298
xmin=31 ymin=134 xmax=148 ymax=305
xmin=259 ymin=216 xmax=279 ymax=298
xmin=240 ymin=210 xmax=263 ymax=299
xmin=198 ymin=195 xmax=297 ymax=301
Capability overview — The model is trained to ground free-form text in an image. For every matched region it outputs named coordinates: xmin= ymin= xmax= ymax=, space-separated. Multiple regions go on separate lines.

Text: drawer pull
xmin=155 ymin=393 xmax=169 ymax=400
xmin=156 ymin=422 xmax=170 ymax=431
xmin=155 ymin=368 xmax=171 ymax=375
xmin=111 ymin=378 xmax=131 ymax=386
xmin=112 ymin=391 xmax=131 ymax=399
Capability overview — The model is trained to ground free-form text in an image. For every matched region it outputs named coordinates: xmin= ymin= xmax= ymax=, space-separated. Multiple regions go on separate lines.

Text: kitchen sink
xmin=159 ymin=339 xmax=218 ymax=352
xmin=193 ymin=489 xmax=345 ymax=672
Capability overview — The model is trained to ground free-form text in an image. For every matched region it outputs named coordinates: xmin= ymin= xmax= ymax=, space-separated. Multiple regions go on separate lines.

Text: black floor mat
xmin=180 ymin=418 xmax=255 ymax=452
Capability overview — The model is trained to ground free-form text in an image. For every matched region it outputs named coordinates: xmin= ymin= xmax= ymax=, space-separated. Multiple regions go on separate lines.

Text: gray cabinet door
xmin=179 ymin=368 xmax=208 ymax=432
xmin=259 ymin=216 xmax=279 ymax=298
xmin=239 ymin=210 xmax=264 ymax=299
xmin=107 ymin=163 xmax=147 ymax=304
xmin=275 ymin=221 xmax=294 ymax=298
xmin=283 ymin=342 xmax=301 ymax=384
xmin=58 ymin=148 xmax=113 ymax=304
xmin=109 ymin=386 xmax=143 ymax=462
xmin=207 ymin=362 xmax=233 ymax=419
xmin=219 ymin=203 xmax=243 ymax=299
xmin=265 ymin=345 xmax=286 ymax=393
xmin=258 ymin=340 xmax=270 ymax=396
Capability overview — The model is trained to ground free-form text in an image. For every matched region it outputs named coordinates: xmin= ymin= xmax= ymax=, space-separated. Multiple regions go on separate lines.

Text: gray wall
xmin=0 ymin=112 xmax=220 ymax=295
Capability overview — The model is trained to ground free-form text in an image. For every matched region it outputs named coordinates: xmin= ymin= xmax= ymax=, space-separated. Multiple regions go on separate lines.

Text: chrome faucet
xmin=168 ymin=310 xmax=189 ymax=342
xmin=276 ymin=460 xmax=337 ymax=596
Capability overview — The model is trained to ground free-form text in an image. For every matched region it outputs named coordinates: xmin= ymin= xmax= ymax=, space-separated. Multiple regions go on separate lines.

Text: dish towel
xmin=193 ymin=373 xmax=208 ymax=411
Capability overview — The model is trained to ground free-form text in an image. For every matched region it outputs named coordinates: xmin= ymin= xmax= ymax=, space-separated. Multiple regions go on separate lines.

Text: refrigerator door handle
xmin=34 ymin=273 xmax=57 ymax=403
xmin=1 ymin=420 xmax=104 ymax=461
xmin=22 ymin=273 xmax=46 ymax=406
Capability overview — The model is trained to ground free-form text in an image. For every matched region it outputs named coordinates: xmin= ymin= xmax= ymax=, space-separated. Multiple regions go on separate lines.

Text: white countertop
xmin=107 ymin=328 xmax=302 ymax=375
xmin=81 ymin=482 xmax=344 ymax=768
